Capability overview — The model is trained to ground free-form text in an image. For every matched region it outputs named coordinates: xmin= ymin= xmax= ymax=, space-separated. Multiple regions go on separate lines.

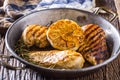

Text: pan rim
xmin=5 ymin=8 xmax=120 ymax=72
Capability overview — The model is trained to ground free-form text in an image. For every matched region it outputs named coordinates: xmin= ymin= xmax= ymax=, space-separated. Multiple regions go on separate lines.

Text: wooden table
xmin=0 ymin=0 xmax=120 ymax=80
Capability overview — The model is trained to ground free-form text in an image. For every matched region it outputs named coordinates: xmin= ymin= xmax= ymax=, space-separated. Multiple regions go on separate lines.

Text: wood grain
xmin=114 ymin=0 xmax=120 ymax=23
xmin=0 ymin=0 xmax=120 ymax=80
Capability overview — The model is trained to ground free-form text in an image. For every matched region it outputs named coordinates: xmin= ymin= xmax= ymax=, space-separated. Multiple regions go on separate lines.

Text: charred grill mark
xmin=94 ymin=50 xmax=108 ymax=60
xmin=22 ymin=24 xmax=49 ymax=48
xmin=79 ymin=42 xmax=86 ymax=50
xmin=88 ymin=32 xmax=105 ymax=47
xmin=81 ymin=24 xmax=109 ymax=65
xmin=89 ymin=39 xmax=106 ymax=53
xmin=85 ymin=48 xmax=108 ymax=64
xmin=91 ymin=44 xmax=107 ymax=52
xmin=26 ymin=25 xmax=36 ymax=34
xmin=26 ymin=26 xmax=36 ymax=42
xmin=82 ymin=45 xmax=90 ymax=52
xmin=39 ymin=32 xmax=46 ymax=40
xmin=78 ymin=41 xmax=91 ymax=53
xmin=35 ymin=27 xmax=47 ymax=38
xmin=32 ymin=26 xmax=42 ymax=36
xmin=91 ymin=47 xmax=108 ymax=57
xmin=83 ymin=24 xmax=94 ymax=32
xmin=86 ymin=28 xmax=104 ymax=42
xmin=79 ymin=43 xmax=91 ymax=53
xmin=84 ymin=25 xmax=99 ymax=38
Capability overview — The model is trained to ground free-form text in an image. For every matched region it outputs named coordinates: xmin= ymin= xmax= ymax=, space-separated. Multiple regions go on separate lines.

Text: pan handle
xmin=93 ymin=7 xmax=117 ymax=22
xmin=0 ymin=54 xmax=26 ymax=70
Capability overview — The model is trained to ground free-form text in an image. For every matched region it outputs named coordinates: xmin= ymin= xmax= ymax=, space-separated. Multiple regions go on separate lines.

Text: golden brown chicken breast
xmin=47 ymin=19 xmax=84 ymax=50
xmin=22 ymin=24 xmax=49 ymax=48
xmin=28 ymin=50 xmax=85 ymax=69
xmin=79 ymin=24 xmax=109 ymax=65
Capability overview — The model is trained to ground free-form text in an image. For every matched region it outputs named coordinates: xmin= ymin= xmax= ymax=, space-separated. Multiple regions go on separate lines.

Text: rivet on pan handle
xmin=0 ymin=54 xmax=26 ymax=70
xmin=93 ymin=7 xmax=118 ymax=22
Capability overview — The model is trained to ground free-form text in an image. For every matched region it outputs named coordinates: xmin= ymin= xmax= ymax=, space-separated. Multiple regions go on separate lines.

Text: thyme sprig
xmin=15 ymin=39 xmax=30 ymax=57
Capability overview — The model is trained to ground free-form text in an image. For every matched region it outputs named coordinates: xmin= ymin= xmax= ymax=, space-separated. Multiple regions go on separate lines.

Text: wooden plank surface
xmin=114 ymin=0 xmax=120 ymax=22
xmin=0 ymin=0 xmax=120 ymax=80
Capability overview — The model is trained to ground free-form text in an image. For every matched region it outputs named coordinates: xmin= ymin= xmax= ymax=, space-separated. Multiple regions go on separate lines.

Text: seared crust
xmin=80 ymin=24 xmax=109 ymax=65
xmin=28 ymin=50 xmax=85 ymax=69
xmin=47 ymin=19 xmax=84 ymax=50
xmin=22 ymin=24 xmax=49 ymax=48
xmin=22 ymin=20 xmax=108 ymax=67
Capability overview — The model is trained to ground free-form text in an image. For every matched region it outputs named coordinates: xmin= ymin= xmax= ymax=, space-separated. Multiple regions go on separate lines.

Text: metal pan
xmin=1 ymin=8 xmax=120 ymax=78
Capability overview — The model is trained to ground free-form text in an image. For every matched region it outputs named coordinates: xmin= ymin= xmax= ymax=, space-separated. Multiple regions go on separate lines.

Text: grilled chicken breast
xmin=28 ymin=50 xmax=85 ymax=69
xmin=80 ymin=24 xmax=109 ymax=65
xmin=22 ymin=24 xmax=49 ymax=48
xmin=47 ymin=19 xmax=84 ymax=50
